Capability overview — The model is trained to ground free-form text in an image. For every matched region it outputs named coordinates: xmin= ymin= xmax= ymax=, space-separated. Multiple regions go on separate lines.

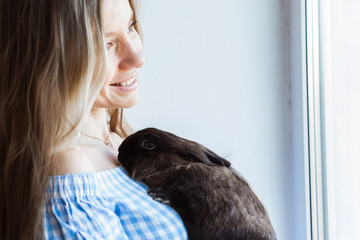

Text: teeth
xmin=113 ymin=77 xmax=136 ymax=87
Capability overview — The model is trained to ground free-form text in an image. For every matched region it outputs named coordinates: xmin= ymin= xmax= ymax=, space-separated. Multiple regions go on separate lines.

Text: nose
xmin=117 ymin=38 xmax=145 ymax=70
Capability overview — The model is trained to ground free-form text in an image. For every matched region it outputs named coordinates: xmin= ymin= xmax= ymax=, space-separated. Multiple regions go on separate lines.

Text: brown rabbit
xmin=118 ymin=128 xmax=277 ymax=240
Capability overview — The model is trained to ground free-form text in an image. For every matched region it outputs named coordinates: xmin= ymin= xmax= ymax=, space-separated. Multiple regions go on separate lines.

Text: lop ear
xmin=200 ymin=146 xmax=231 ymax=167
xmin=175 ymin=138 xmax=231 ymax=167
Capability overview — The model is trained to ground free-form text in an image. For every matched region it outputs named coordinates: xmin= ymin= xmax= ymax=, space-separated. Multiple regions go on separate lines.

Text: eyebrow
xmin=105 ymin=10 xmax=134 ymax=38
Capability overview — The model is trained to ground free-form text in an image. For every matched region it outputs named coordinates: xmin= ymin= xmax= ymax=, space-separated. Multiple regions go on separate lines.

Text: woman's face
xmin=94 ymin=0 xmax=145 ymax=109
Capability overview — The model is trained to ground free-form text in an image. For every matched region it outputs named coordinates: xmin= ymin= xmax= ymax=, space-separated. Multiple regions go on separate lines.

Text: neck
xmin=81 ymin=108 xmax=109 ymax=139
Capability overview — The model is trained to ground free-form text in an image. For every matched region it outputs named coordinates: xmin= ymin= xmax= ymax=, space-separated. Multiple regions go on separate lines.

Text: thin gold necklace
xmin=80 ymin=132 xmax=111 ymax=146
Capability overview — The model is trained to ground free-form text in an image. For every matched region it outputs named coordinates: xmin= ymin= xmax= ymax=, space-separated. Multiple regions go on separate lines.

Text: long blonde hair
xmin=109 ymin=0 xmax=141 ymax=138
xmin=0 ymin=0 xmax=139 ymax=239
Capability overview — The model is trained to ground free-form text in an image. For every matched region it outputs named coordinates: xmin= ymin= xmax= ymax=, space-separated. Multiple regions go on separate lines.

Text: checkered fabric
xmin=44 ymin=166 xmax=188 ymax=240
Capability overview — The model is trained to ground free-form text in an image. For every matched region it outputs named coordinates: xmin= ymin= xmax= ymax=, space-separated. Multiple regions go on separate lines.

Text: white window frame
xmin=305 ymin=0 xmax=327 ymax=239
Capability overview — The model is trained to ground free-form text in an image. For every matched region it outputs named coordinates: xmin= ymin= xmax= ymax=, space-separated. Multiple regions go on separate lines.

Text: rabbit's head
xmin=117 ymin=128 xmax=230 ymax=180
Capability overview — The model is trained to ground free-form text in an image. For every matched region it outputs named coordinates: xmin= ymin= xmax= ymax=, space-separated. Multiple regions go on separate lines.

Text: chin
xmin=119 ymin=100 xmax=138 ymax=109
xmin=93 ymin=91 xmax=140 ymax=109
xmin=120 ymin=94 xmax=140 ymax=108
xmin=111 ymin=94 xmax=140 ymax=109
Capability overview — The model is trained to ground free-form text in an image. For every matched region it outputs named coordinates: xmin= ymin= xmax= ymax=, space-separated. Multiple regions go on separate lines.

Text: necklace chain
xmin=80 ymin=132 xmax=111 ymax=146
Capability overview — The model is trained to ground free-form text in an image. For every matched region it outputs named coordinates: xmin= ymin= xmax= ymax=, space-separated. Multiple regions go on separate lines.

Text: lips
xmin=110 ymin=76 xmax=137 ymax=87
xmin=109 ymin=76 xmax=138 ymax=91
xmin=109 ymin=71 xmax=140 ymax=91
xmin=110 ymin=69 xmax=139 ymax=87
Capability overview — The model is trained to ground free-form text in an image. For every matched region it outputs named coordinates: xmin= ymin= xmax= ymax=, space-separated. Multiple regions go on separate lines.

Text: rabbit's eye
xmin=141 ymin=139 xmax=156 ymax=150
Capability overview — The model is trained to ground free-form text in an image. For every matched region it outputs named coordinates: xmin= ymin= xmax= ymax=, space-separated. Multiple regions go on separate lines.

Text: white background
xmin=320 ymin=0 xmax=360 ymax=239
xmin=126 ymin=1 xmax=304 ymax=239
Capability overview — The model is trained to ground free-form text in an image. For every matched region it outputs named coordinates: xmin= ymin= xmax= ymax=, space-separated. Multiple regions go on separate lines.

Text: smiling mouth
xmin=110 ymin=76 xmax=137 ymax=87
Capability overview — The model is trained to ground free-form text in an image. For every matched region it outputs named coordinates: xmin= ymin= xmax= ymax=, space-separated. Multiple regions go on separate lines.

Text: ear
xmin=175 ymin=139 xmax=231 ymax=167
xmin=201 ymin=147 xmax=231 ymax=167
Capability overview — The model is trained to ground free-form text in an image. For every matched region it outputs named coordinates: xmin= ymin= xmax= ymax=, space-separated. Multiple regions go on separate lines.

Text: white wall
xmin=126 ymin=1 xmax=296 ymax=239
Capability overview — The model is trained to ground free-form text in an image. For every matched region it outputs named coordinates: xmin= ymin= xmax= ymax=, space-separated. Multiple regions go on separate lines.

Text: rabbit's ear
xmin=175 ymin=140 xmax=231 ymax=167
xmin=201 ymin=147 xmax=231 ymax=167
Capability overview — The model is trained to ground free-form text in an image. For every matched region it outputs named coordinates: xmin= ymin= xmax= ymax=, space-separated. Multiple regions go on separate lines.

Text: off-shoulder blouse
xmin=44 ymin=166 xmax=188 ymax=239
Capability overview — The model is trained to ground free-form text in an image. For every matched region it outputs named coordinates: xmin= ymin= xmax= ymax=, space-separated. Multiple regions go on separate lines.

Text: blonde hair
xmin=0 ymin=0 xmax=140 ymax=238
xmin=109 ymin=0 xmax=141 ymax=138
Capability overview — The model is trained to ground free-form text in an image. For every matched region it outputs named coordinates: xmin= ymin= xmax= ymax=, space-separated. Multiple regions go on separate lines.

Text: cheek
xmin=92 ymin=63 xmax=114 ymax=106
xmin=104 ymin=59 xmax=116 ymax=84
xmin=134 ymin=35 xmax=143 ymax=52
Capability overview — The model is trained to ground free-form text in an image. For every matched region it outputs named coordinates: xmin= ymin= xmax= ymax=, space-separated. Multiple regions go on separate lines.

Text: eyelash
xmin=106 ymin=21 xmax=137 ymax=49
xmin=129 ymin=21 xmax=137 ymax=32
xmin=106 ymin=41 xmax=115 ymax=49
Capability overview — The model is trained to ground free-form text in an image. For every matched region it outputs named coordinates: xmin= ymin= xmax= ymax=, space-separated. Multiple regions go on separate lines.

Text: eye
xmin=141 ymin=139 xmax=156 ymax=150
xmin=106 ymin=41 xmax=115 ymax=49
xmin=128 ymin=21 xmax=137 ymax=33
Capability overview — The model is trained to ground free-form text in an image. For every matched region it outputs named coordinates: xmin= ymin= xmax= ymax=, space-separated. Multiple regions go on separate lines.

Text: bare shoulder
xmin=51 ymin=132 xmax=124 ymax=176
xmin=109 ymin=132 xmax=124 ymax=147
xmin=52 ymin=146 xmax=96 ymax=175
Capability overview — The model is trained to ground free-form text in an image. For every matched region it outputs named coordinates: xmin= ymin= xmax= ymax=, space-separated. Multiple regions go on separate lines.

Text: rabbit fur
xmin=117 ymin=128 xmax=277 ymax=240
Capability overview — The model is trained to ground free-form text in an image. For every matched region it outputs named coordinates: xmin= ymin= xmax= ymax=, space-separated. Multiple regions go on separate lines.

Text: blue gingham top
xmin=44 ymin=166 xmax=188 ymax=239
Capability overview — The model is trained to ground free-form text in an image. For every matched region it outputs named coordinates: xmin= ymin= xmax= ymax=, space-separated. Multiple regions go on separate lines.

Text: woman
xmin=0 ymin=0 xmax=188 ymax=239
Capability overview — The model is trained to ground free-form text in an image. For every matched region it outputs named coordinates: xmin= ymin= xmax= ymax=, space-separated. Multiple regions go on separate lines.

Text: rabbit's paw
xmin=147 ymin=187 xmax=171 ymax=205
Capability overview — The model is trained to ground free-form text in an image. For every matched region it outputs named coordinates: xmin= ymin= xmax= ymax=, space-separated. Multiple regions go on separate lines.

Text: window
xmin=306 ymin=0 xmax=360 ymax=239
